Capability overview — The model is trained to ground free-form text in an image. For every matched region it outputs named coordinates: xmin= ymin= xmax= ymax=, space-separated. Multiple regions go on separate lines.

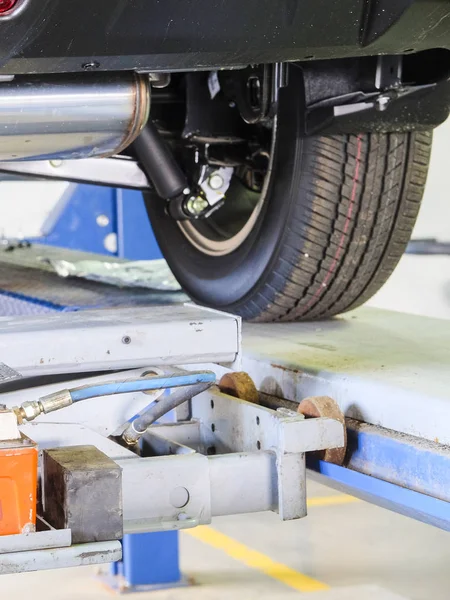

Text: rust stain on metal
xmin=219 ymin=372 xmax=259 ymax=404
xmin=258 ymin=391 xmax=298 ymax=412
xmin=78 ymin=550 xmax=102 ymax=560
xmin=298 ymin=396 xmax=347 ymax=465
xmin=270 ymin=363 xmax=302 ymax=375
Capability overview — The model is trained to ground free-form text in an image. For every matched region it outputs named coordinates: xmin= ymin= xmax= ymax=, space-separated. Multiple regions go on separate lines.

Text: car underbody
xmin=0 ymin=0 xmax=449 ymax=322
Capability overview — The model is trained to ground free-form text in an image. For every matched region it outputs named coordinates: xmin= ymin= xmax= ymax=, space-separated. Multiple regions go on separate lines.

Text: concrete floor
xmin=1 ymin=480 xmax=448 ymax=600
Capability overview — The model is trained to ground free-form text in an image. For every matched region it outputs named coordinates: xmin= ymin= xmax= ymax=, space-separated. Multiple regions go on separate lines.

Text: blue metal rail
xmin=308 ymin=419 xmax=450 ymax=531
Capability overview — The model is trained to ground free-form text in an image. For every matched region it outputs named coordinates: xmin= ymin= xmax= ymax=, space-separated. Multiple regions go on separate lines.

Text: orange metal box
xmin=0 ymin=436 xmax=38 ymax=536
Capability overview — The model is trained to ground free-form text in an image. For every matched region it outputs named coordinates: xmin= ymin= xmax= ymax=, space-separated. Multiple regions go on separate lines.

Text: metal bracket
xmin=375 ymin=55 xmax=402 ymax=91
xmin=15 ymin=387 xmax=343 ymax=539
xmin=115 ymin=387 xmax=343 ymax=530
xmin=221 ymin=63 xmax=287 ymax=124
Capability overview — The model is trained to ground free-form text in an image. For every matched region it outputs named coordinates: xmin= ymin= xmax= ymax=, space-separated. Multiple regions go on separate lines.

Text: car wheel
xmin=142 ymin=69 xmax=432 ymax=322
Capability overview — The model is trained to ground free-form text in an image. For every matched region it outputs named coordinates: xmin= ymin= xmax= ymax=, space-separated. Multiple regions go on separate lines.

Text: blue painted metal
xmin=307 ymin=419 xmax=450 ymax=531
xmin=116 ymin=189 xmax=163 ymax=260
xmin=33 ymin=185 xmax=119 ymax=255
xmin=35 ymin=184 xmax=162 ymax=260
xmin=345 ymin=420 xmax=450 ymax=503
xmin=120 ymin=532 xmax=181 ymax=588
xmin=108 ymin=394 xmax=186 ymax=591
xmin=309 ymin=461 xmax=450 ymax=532
xmin=0 ymin=290 xmax=59 ymax=315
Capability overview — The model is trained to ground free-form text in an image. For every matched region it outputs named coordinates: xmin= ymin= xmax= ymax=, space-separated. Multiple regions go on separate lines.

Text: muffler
xmin=0 ymin=73 xmax=150 ymax=161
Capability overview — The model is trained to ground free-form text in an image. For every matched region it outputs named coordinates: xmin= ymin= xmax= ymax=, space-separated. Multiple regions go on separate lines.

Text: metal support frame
xmin=117 ymin=390 xmax=342 ymax=529
xmin=0 ymin=388 xmax=343 ymax=575
xmin=0 ymin=183 xmax=172 ymax=588
xmin=2 ymin=263 xmax=447 ymax=581
xmin=0 ymin=302 xmax=343 ymax=577
xmin=0 ymin=303 xmax=241 ymax=580
xmin=309 ymin=461 xmax=450 ymax=532
xmin=0 ymin=541 xmax=122 ymax=575
xmin=21 ymin=389 xmax=341 ymax=534
xmin=307 ymin=418 xmax=450 ymax=531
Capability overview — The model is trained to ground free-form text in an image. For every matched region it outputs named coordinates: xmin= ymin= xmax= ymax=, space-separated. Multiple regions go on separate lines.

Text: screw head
xmin=376 ymin=94 xmax=391 ymax=112
xmin=49 ymin=160 xmax=63 ymax=168
xmin=122 ymin=336 xmax=131 ymax=345
xmin=208 ymin=173 xmax=224 ymax=190
xmin=82 ymin=61 xmax=100 ymax=71
xmin=186 ymin=196 xmax=209 ymax=216
xmin=96 ymin=214 xmax=110 ymax=227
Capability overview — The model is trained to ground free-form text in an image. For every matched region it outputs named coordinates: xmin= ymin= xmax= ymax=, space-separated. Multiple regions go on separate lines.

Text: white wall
xmin=0 ymin=181 xmax=69 ymax=238
xmin=412 ymin=118 xmax=450 ymax=241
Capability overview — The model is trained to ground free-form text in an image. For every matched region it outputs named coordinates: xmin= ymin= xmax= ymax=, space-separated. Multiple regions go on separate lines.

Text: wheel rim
xmin=178 ymin=119 xmax=277 ymax=257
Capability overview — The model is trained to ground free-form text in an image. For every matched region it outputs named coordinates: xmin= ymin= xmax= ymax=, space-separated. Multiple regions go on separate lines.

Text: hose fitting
xmin=14 ymin=390 xmax=73 ymax=423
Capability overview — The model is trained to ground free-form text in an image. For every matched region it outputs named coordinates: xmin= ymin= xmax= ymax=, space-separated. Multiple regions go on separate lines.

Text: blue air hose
xmin=70 ymin=371 xmax=216 ymax=403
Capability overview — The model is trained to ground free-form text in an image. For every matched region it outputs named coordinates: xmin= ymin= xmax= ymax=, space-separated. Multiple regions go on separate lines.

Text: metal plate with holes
xmin=190 ymin=389 xmax=344 ymax=520
xmin=0 ymin=363 xmax=22 ymax=383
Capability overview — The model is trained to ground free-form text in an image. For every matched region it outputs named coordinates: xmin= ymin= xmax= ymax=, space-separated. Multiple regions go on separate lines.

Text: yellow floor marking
xmin=184 ymin=495 xmax=357 ymax=592
xmin=185 ymin=526 xmax=329 ymax=593
xmin=307 ymin=494 xmax=359 ymax=507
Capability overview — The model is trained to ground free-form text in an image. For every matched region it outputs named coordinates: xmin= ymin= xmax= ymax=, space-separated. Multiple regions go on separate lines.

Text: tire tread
xmin=250 ymin=131 xmax=432 ymax=322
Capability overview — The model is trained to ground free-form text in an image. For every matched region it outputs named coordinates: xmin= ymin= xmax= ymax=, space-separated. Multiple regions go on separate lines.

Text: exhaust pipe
xmin=0 ymin=73 xmax=150 ymax=161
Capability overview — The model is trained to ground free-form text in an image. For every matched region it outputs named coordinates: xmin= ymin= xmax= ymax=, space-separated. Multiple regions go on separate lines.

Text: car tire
xmin=142 ymin=72 xmax=432 ymax=322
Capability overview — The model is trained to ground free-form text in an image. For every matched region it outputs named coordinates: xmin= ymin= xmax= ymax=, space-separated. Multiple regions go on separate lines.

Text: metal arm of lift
xmin=0 ymin=385 xmax=344 ymax=575
xmin=0 ymin=156 xmax=151 ymax=190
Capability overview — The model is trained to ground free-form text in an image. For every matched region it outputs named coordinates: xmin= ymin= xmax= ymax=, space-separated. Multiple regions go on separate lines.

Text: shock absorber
xmin=133 ymin=121 xmax=188 ymax=200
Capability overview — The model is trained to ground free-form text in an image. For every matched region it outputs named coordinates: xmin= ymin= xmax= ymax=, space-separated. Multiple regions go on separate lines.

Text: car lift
xmin=0 ymin=304 xmax=344 ymax=576
xmin=0 ymin=254 xmax=448 ymax=587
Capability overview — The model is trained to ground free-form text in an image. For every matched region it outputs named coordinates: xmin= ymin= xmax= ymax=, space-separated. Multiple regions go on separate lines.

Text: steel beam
xmin=0 ymin=541 xmax=122 ymax=574
xmin=0 ymin=304 xmax=240 ymax=377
